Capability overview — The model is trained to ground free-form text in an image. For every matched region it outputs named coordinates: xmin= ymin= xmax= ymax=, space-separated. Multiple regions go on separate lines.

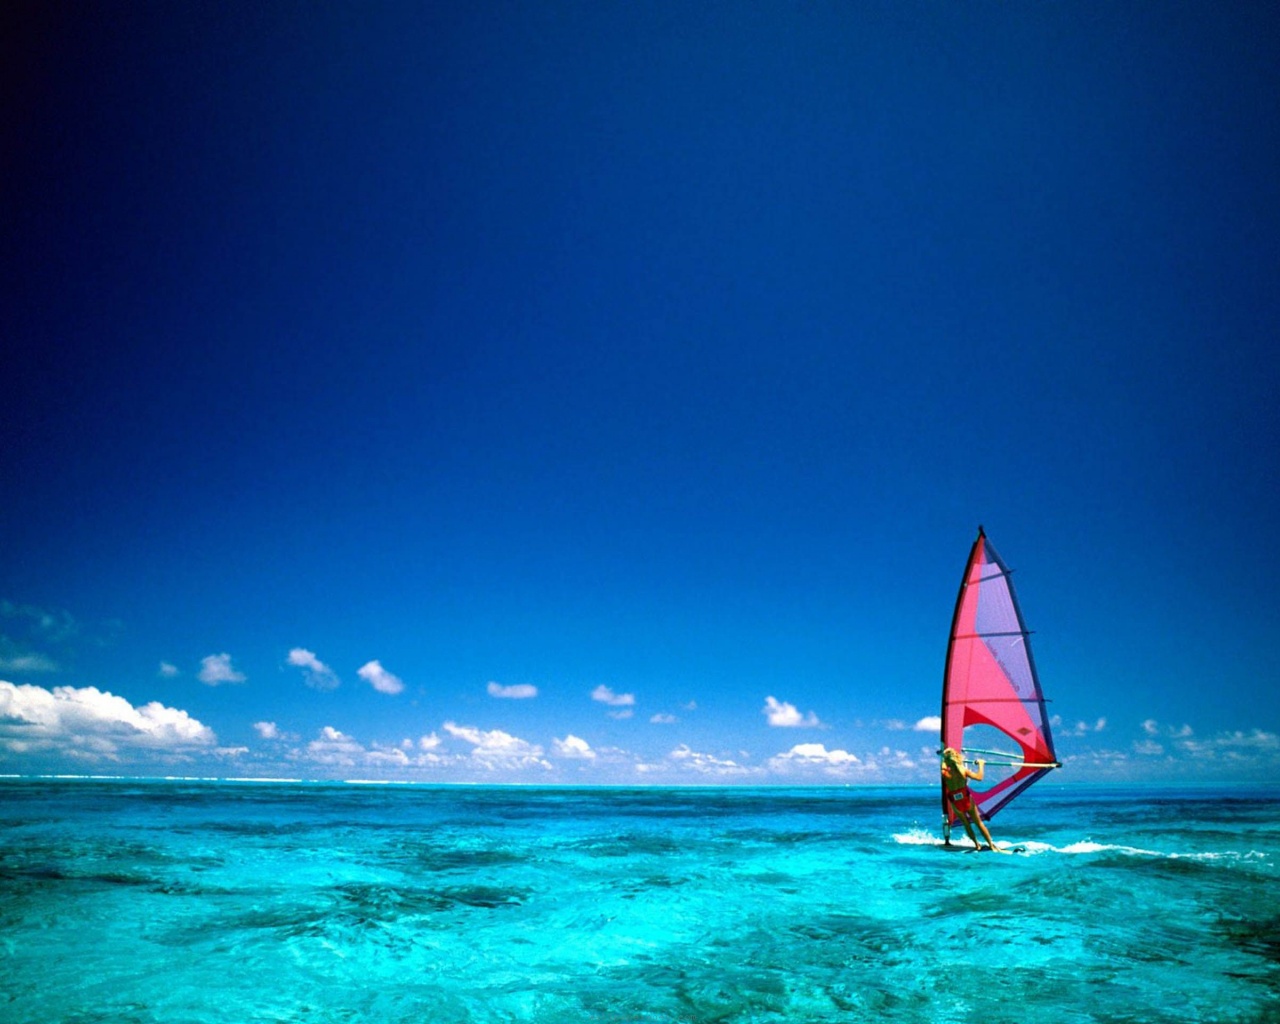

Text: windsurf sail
xmin=940 ymin=527 xmax=1059 ymax=839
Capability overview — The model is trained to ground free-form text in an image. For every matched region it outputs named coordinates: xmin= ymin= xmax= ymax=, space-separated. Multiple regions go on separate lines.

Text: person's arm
xmin=966 ymin=759 xmax=986 ymax=782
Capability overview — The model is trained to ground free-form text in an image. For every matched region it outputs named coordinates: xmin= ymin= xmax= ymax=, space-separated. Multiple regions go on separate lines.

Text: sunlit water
xmin=1 ymin=780 xmax=1276 ymax=1023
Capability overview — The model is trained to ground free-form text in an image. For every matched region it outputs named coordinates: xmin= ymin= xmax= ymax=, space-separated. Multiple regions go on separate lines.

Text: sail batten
xmin=944 ymin=698 xmax=1050 ymax=705
xmin=940 ymin=529 xmax=1059 ymax=832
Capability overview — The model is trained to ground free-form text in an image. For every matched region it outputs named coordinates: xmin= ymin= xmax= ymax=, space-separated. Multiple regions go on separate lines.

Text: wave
xmin=891 ymin=830 xmax=1268 ymax=862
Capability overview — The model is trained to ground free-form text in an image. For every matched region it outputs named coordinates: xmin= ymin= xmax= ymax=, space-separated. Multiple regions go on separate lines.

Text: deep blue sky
xmin=3 ymin=2 xmax=1277 ymax=783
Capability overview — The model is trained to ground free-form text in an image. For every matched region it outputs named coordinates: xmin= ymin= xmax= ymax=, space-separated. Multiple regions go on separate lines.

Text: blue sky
xmin=3 ymin=2 xmax=1277 ymax=784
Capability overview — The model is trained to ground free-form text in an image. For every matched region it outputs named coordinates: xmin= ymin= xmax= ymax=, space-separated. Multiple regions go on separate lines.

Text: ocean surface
xmin=0 ymin=780 xmax=1276 ymax=1023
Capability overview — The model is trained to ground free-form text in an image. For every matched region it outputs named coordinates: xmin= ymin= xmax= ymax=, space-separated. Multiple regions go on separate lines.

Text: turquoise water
xmin=0 ymin=780 xmax=1276 ymax=1023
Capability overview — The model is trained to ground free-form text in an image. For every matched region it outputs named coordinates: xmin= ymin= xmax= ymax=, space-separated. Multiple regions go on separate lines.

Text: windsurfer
xmin=941 ymin=748 xmax=997 ymax=851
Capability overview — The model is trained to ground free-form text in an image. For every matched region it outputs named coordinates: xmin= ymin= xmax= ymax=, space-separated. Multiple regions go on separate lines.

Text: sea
xmin=0 ymin=779 xmax=1276 ymax=1024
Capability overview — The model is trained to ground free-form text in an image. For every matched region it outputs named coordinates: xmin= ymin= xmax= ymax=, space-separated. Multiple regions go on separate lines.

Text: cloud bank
xmin=0 ymin=681 xmax=216 ymax=761
xmin=768 ymin=742 xmax=860 ymax=776
xmin=443 ymin=722 xmax=550 ymax=771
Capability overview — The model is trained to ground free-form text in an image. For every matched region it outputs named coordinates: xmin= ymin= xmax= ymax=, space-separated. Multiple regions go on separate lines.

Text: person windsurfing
xmin=941 ymin=747 xmax=997 ymax=851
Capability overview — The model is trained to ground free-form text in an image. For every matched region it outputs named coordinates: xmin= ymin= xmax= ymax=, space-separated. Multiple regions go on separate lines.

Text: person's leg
xmin=967 ymin=807 xmax=995 ymax=849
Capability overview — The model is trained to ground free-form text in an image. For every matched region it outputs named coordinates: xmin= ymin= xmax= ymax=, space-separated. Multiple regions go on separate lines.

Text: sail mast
xmin=939 ymin=527 xmax=985 ymax=841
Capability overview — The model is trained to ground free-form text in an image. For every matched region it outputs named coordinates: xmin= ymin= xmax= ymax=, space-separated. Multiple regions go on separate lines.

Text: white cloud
xmin=650 ymin=713 xmax=677 ymax=724
xmin=762 ymin=696 xmax=821 ymax=728
xmin=199 ymin=653 xmax=246 ymax=686
xmin=872 ymin=745 xmax=918 ymax=771
xmin=789 ymin=742 xmax=859 ymax=765
xmin=1057 ymin=716 xmax=1108 ymax=738
xmin=913 ymin=715 xmax=941 ymax=733
xmin=253 ymin=720 xmax=299 ymax=742
xmin=365 ymin=741 xmax=415 ymax=767
xmin=301 ymin=725 xmax=367 ymax=767
xmin=1064 ymin=748 xmax=1135 ymax=773
xmin=488 ymin=681 xmax=538 ymax=699
xmin=0 ymin=653 xmax=59 ymax=674
xmin=634 ymin=761 xmax=669 ymax=776
xmin=296 ymin=726 xmax=419 ymax=769
xmin=768 ymin=743 xmax=861 ymax=775
xmin=443 ymin=721 xmax=550 ymax=770
xmin=1178 ymin=728 xmax=1278 ymax=759
xmin=592 ymin=684 xmax=634 ymax=707
xmin=285 ymin=725 xmax=454 ymax=773
xmin=554 ymin=734 xmax=596 ymax=760
xmin=0 ymin=681 xmax=216 ymax=761
xmin=1130 ymin=720 xmax=1280 ymax=769
xmin=287 ymin=648 xmax=340 ymax=691
xmin=1219 ymin=729 xmax=1278 ymax=750
xmin=669 ymin=743 xmax=755 ymax=777
xmin=357 ymin=660 xmax=404 ymax=695
xmin=1140 ymin=719 xmax=1194 ymax=740
xmin=158 ymin=662 xmax=180 ymax=678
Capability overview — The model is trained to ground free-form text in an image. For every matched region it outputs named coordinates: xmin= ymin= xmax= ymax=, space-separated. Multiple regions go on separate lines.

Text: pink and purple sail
xmin=941 ymin=528 xmax=1059 ymax=830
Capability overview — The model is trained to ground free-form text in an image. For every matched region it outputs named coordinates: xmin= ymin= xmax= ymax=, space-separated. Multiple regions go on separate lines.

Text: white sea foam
xmin=1056 ymin=840 xmax=1162 ymax=856
xmin=893 ymin=833 xmax=1269 ymax=863
xmin=1036 ymin=841 xmax=1263 ymax=861
xmin=891 ymin=829 xmax=1023 ymax=853
xmin=892 ymin=828 xmax=946 ymax=847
